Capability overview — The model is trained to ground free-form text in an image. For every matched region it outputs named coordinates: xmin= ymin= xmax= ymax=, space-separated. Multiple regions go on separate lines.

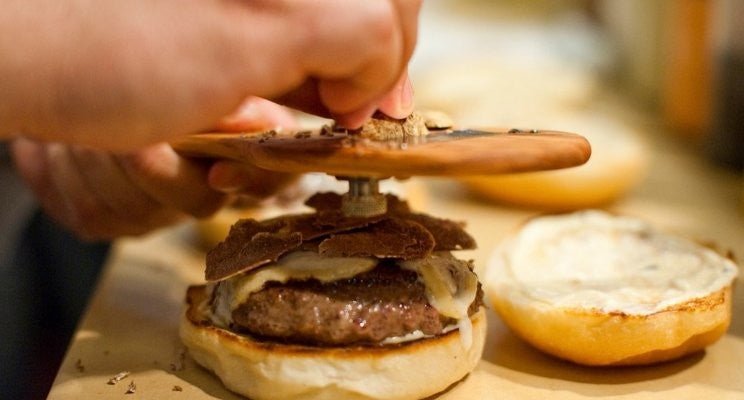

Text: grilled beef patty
xmin=229 ymin=263 xmax=483 ymax=346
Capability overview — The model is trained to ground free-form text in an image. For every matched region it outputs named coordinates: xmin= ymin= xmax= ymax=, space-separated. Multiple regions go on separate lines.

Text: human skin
xmin=0 ymin=0 xmax=419 ymax=147
xmin=10 ymin=97 xmax=300 ymax=240
xmin=3 ymin=0 xmax=421 ymax=240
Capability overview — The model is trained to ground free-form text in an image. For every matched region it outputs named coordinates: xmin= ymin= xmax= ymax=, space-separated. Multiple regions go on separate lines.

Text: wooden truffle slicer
xmin=172 ymin=120 xmax=591 ymax=217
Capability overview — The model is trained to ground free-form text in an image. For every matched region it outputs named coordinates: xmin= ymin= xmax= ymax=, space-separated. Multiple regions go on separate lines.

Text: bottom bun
xmin=180 ymin=285 xmax=486 ymax=400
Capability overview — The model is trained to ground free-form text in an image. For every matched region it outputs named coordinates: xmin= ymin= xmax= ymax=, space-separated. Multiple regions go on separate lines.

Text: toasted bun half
xmin=459 ymin=118 xmax=648 ymax=211
xmin=180 ymin=285 xmax=486 ymax=400
xmin=486 ymin=211 xmax=739 ymax=366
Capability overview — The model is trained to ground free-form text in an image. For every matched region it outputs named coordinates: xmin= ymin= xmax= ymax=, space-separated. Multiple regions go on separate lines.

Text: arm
xmin=0 ymin=0 xmax=420 ymax=150
xmin=5 ymin=0 xmax=421 ymax=240
xmin=10 ymin=97 xmax=298 ymax=241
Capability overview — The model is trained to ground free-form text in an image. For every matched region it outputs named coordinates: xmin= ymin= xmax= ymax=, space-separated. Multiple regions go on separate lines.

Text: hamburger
xmin=180 ymin=192 xmax=486 ymax=400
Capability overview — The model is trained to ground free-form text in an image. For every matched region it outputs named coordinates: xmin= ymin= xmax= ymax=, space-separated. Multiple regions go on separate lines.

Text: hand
xmin=10 ymin=97 xmax=297 ymax=240
xmin=0 ymin=0 xmax=421 ymax=150
xmin=209 ymin=96 xmax=299 ymax=196
xmin=11 ymin=139 xmax=224 ymax=241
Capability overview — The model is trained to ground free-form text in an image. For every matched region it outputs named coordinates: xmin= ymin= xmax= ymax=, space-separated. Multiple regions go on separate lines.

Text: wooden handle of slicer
xmin=171 ymin=128 xmax=591 ymax=177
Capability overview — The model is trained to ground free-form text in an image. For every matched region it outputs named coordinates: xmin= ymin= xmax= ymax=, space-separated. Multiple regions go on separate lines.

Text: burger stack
xmin=180 ymin=192 xmax=487 ymax=400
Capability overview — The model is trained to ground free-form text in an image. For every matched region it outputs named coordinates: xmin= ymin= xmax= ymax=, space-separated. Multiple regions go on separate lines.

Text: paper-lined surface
xmin=49 ymin=145 xmax=744 ymax=399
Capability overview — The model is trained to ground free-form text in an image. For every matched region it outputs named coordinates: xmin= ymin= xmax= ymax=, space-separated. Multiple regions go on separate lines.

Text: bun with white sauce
xmin=486 ymin=210 xmax=739 ymax=366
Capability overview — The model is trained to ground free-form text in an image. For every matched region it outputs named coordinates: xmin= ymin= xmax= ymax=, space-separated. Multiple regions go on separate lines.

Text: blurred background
xmin=413 ymin=0 xmax=743 ymax=168
xmin=403 ymin=0 xmax=744 ymax=253
xmin=6 ymin=0 xmax=744 ymax=399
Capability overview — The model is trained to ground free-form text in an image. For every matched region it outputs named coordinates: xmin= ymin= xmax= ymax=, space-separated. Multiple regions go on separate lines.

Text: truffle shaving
xmin=285 ymin=211 xmax=385 ymax=240
xmin=205 ymin=193 xmax=476 ymax=281
xmin=355 ymin=111 xmax=428 ymax=140
xmin=402 ymin=214 xmax=476 ymax=251
xmin=319 ymin=218 xmax=435 ymax=259
xmin=206 ymin=219 xmax=302 ymax=281
xmin=303 ymin=192 xmax=342 ymax=211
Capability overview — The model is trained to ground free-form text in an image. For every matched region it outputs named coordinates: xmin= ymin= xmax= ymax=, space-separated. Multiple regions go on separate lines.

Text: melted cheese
xmin=380 ymin=324 xmax=460 ymax=345
xmin=399 ymin=252 xmax=478 ymax=349
xmin=207 ymin=282 xmax=233 ymax=328
xmin=211 ymin=251 xmax=378 ymax=326
xmin=489 ymin=210 xmax=739 ymax=315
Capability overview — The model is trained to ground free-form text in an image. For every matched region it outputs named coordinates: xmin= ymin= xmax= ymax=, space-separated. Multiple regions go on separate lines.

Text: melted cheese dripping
xmin=399 ymin=252 xmax=478 ymax=349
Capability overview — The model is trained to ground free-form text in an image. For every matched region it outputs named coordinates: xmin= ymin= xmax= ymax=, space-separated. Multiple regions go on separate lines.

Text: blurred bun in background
xmin=460 ymin=117 xmax=648 ymax=210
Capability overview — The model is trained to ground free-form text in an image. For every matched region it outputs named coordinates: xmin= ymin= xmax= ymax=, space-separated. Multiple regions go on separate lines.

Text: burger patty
xmin=229 ymin=263 xmax=483 ymax=346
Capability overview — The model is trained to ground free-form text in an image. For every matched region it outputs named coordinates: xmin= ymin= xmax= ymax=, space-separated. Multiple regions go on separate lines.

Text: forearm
xmin=0 ymin=0 xmax=298 ymax=148
xmin=0 ymin=0 xmax=419 ymax=151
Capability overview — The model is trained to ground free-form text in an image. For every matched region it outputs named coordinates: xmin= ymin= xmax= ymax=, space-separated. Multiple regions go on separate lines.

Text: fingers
xmin=11 ymin=138 xmax=228 ymax=240
xmin=69 ymin=146 xmax=185 ymax=230
xmin=216 ymin=96 xmax=298 ymax=132
xmin=323 ymin=1 xmax=421 ymax=126
xmin=12 ymin=138 xmax=74 ymax=232
xmin=374 ymin=69 xmax=415 ymax=120
xmin=275 ymin=0 xmax=421 ymax=127
xmin=117 ymin=143 xmax=228 ymax=218
xmin=331 ymin=104 xmax=380 ymax=130
xmin=4 ymin=0 xmax=421 ymax=149
xmin=208 ymin=161 xmax=297 ymax=198
xmin=208 ymin=97 xmax=300 ymax=197
xmin=273 ymin=71 xmax=415 ymax=127
xmin=11 ymin=139 xmax=180 ymax=240
xmin=271 ymin=79 xmax=330 ymax=119
xmin=306 ymin=2 xmax=403 ymax=120
xmin=389 ymin=0 xmax=422 ymax=65
xmin=243 ymin=0 xmax=420 ymax=127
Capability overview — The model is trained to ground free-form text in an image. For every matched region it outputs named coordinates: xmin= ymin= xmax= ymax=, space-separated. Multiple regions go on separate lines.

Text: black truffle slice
xmin=318 ymin=218 xmax=435 ymax=260
xmin=205 ymin=219 xmax=302 ymax=281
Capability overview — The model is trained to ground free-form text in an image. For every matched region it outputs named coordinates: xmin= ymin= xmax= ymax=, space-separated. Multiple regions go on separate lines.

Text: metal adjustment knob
xmin=341 ymin=177 xmax=387 ymax=217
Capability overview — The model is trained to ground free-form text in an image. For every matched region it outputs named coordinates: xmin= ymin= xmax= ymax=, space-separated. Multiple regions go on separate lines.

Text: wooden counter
xmin=48 ymin=130 xmax=744 ymax=399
